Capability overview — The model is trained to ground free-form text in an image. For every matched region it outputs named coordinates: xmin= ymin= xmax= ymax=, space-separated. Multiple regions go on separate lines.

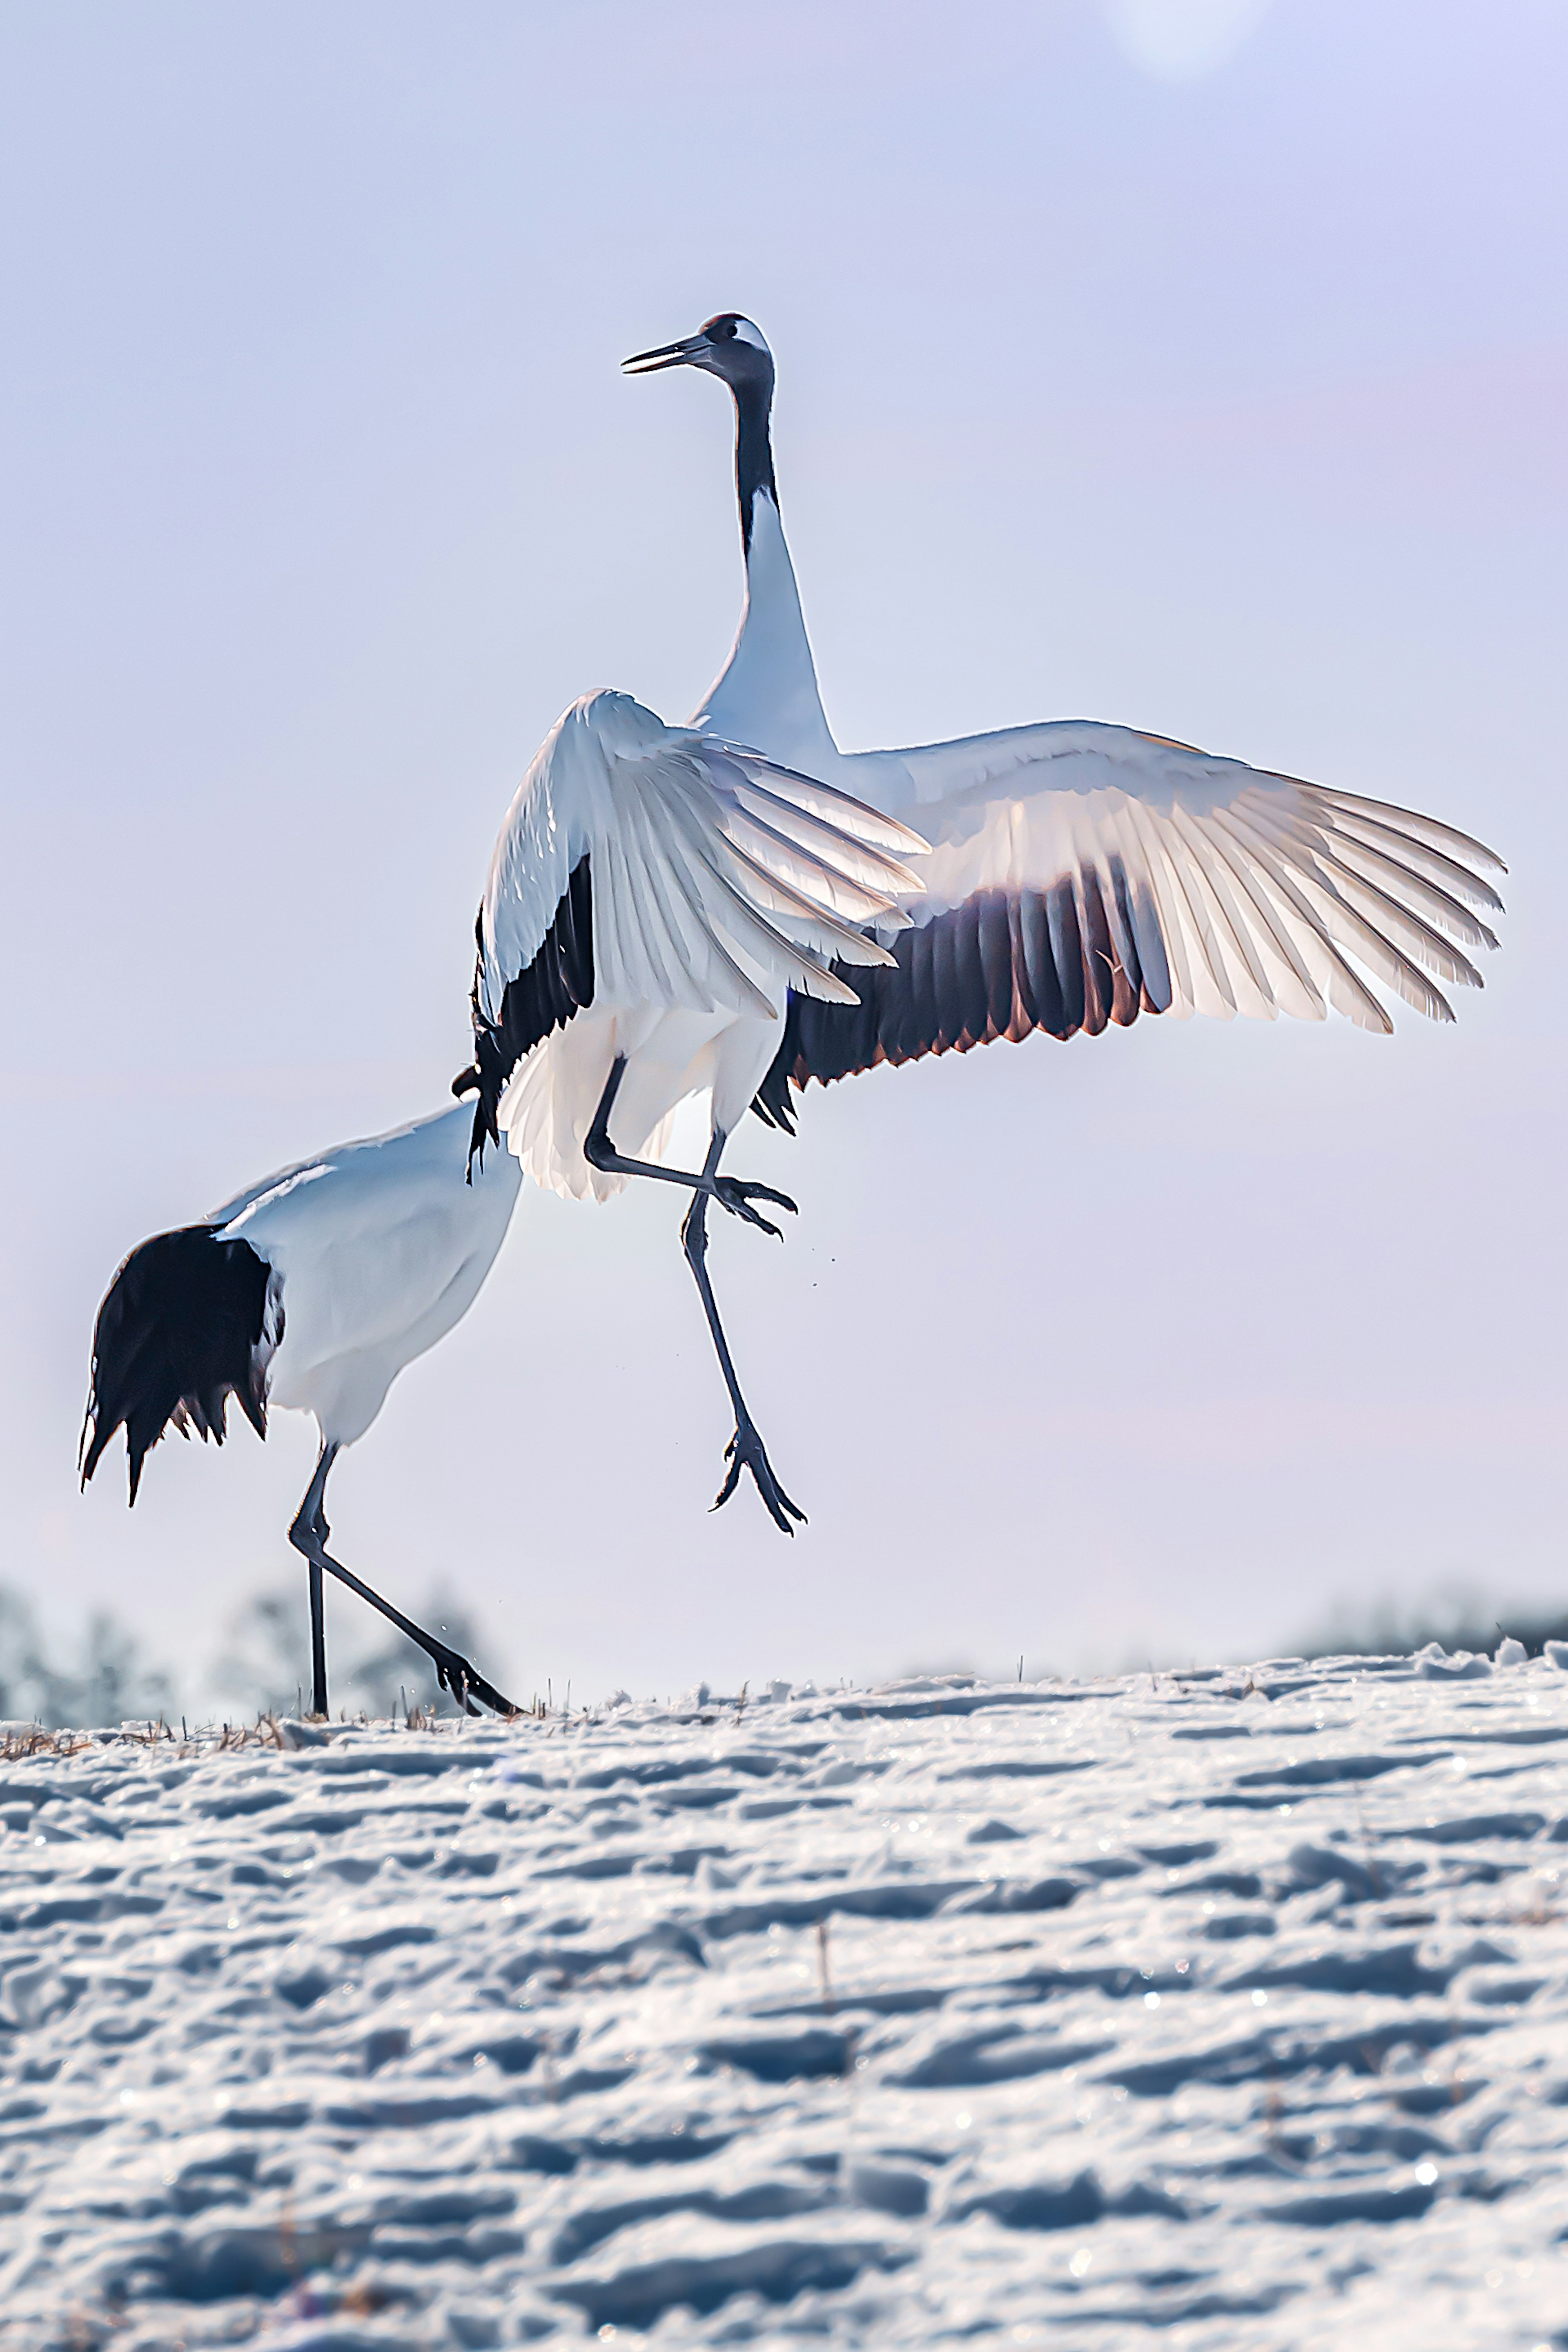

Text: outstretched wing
xmin=462 ymin=689 xmax=927 ymax=1157
xmin=752 ymin=719 xmax=1505 ymax=1129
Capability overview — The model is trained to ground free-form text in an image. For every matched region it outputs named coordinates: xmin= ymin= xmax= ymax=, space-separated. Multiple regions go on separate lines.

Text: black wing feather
xmin=750 ymin=880 xmax=1152 ymax=1132
xmin=459 ymin=854 xmax=595 ymax=1166
xmin=80 ymin=1227 xmax=272 ymax=1504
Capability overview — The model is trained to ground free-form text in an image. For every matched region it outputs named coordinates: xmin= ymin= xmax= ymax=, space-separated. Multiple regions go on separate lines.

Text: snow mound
xmin=1 ymin=1655 xmax=1565 ymax=2347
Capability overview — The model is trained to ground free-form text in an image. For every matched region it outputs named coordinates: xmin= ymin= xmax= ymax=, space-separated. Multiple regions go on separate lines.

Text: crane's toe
xmin=713 ymin=1176 xmax=798 ymax=1238
xmin=431 ymin=1647 xmax=517 ymax=1718
xmin=713 ymin=1419 xmax=806 ymax=1534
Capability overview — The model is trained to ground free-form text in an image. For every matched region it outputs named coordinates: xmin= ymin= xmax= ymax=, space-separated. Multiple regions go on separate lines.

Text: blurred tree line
xmin=0 ymin=1583 xmax=485 ymax=1728
xmin=1297 ymin=1590 xmax=1568 ymax=1662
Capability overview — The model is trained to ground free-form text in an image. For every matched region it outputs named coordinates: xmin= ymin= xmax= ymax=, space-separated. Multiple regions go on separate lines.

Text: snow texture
xmin=1 ymin=1651 xmax=1565 ymax=2348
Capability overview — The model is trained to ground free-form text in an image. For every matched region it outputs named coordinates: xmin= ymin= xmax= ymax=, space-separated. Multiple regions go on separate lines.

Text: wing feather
xmin=749 ymin=716 xmax=1503 ymax=1118
xmin=1311 ymin=796 xmax=1506 ymax=917
xmin=1208 ymin=813 xmax=1397 ymax=1032
xmin=708 ymin=759 xmax=927 ymax=896
xmin=1306 ymin=841 xmax=1483 ymax=990
xmin=1306 ymin=784 xmax=1505 ymax=874
xmin=650 ymin=779 xmax=869 ymax=1004
xmin=1167 ymin=803 xmax=1277 ymax=1014
xmin=1143 ymin=808 xmax=1238 ymax=1018
xmin=1312 ymin=817 xmax=1501 ymax=949
xmin=1120 ymin=799 xmax=1195 ymax=1016
xmin=466 ymin=692 xmax=929 ymax=1144
xmin=1190 ymin=819 xmax=1323 ymax=1021
xmin=1232 ymin=795 xmax=1486 ymax=984
xmin=711 ymin=749 xmax=929 ymax=858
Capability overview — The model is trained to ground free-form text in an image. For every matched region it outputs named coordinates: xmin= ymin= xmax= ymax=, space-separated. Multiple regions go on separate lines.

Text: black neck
xmin=734 ymin=371 xmax=777 ymax=555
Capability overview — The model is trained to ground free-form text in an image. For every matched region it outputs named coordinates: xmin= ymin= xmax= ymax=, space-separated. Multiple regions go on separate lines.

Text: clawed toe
xmin=434 ymin=1656 xmax=479 ymax=1717
xmin=713 ymin=1421 xmax=807 ymax=1535
xmin=744 ymin=1180 xmax=797 ymax=1213
xmin=432 ymin=1650 xmax=516 ymax=1719
xmin=713 ymin=1176 xmax=798 ymax=1237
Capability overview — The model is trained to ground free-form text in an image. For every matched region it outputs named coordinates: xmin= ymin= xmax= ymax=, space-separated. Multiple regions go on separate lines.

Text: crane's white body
xmin=694 ymin=493 xmax=839 ymax=781
xmin=212 ymin=1103 xmax=521 ymax=1448
xmin=497 ymin=999 xmax=764 ymax=1205
xmin=682 ymin=349 xmax=1503 ymax=1036
xmin=478 ymin=689 xmax=923 ymax=1198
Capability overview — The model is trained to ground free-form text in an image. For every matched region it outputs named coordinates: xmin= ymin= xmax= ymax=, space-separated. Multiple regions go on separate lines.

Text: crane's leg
xmin=585 ymin=1057 xmax=796 ymax=1234
xmin=290 ymin=1441 xmax=336 ymax=1716
xmin=287 ymin=1444 xmax=517 ymax=1717
xmin=682 ymin=1127 xmax=806 ymax=1536
xmin=308 ymin=1562 xmax=326 ymax=1715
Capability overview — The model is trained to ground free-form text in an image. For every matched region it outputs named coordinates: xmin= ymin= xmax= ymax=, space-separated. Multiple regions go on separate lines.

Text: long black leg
xmin=585 ymin=1056 xmax=796 ymax=1234
xmin=308 ymin=1563 xmax=326 ymax=1716
xmin=682 ymin=1127 xmax=806 ymax=1535
xmin=290 ymin=1441 xmax=336 ymax=1716
xmin=287 ymin=1448 xmax=517 ymax=1717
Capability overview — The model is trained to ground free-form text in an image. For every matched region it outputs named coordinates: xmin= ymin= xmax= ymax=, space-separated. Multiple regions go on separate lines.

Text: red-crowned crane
xmin=82 ymin=1104 xmax=521 ymax=1718
xmin=624 ymin=315 xmax=1506 ymax=1131
xmin=453 ymin=688 xmax=925 ymax=1531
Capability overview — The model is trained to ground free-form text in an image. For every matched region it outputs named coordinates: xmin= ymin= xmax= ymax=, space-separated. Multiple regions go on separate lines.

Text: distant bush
xmin=0 ymin=1587 xmax=174 ymax=1729
xmin=0 ymin=1582 xmax=489 ymax=1728
xmin=209 ymin=1585 xmax=486 ymax=1720
xmin=1298 ymin=1592 xmax=1568 ymax=1662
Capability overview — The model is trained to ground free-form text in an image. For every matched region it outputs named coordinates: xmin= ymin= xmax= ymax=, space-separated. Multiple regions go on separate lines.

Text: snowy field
xmin=1 ymin=1650 xmax=1565 ymax=2351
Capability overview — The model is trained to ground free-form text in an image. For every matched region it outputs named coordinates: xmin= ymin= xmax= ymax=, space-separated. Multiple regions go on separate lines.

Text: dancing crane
xmin=81 ymin=1104 xmax=521 ymax=1718
xmin=454 ymin=688 xmax=925 ymax=1530
xmin=624 ymin=316 xmax=1506 ymax=1119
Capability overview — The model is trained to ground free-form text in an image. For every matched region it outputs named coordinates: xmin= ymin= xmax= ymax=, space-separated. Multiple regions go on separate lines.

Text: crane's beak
xmin=622 ymin=332 xmax=712 ymax=376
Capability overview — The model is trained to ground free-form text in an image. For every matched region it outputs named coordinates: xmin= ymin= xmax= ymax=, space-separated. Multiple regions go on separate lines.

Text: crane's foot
xmin=712 ymin=1176 xmax=797 ymax=1238
xmin=713 ymin=1418 xmax=807 ymax=1534
xmin=427 ymin=1645 xmax=518 ymax=1719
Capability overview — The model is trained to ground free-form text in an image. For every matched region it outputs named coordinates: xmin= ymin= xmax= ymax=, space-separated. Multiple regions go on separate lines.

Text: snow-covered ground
xmin=1 ymin=1649 xmax=1565 ymax=2350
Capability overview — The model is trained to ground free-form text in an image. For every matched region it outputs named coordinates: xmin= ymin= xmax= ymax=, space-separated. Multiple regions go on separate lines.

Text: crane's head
xmin=622 ymin=314 xmax=774 ymax=398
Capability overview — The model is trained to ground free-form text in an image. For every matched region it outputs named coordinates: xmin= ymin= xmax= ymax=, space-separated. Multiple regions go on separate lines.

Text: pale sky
xmin=2 ymin=0 xmax=1564 ymax=1711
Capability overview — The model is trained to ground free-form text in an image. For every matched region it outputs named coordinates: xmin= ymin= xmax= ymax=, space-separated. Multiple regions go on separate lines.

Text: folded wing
xmin=753 ymin=719 xmax=1505 ymax=1127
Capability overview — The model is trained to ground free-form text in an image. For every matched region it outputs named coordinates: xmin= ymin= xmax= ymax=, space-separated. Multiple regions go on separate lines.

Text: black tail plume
xmin=80 ymin=1227 xmax=272 ymax=1503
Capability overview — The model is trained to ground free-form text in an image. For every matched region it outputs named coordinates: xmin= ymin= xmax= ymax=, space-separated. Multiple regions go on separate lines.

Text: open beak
xmin=622 ymin=332 xmax=711 ymax=376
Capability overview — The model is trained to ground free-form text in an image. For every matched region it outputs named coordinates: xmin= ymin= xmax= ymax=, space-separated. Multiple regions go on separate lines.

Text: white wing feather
xmin=843 ymin=720 xmax=1504 ymax=1032
xmin=481 ymin=691 xmax=927 ymax=1022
